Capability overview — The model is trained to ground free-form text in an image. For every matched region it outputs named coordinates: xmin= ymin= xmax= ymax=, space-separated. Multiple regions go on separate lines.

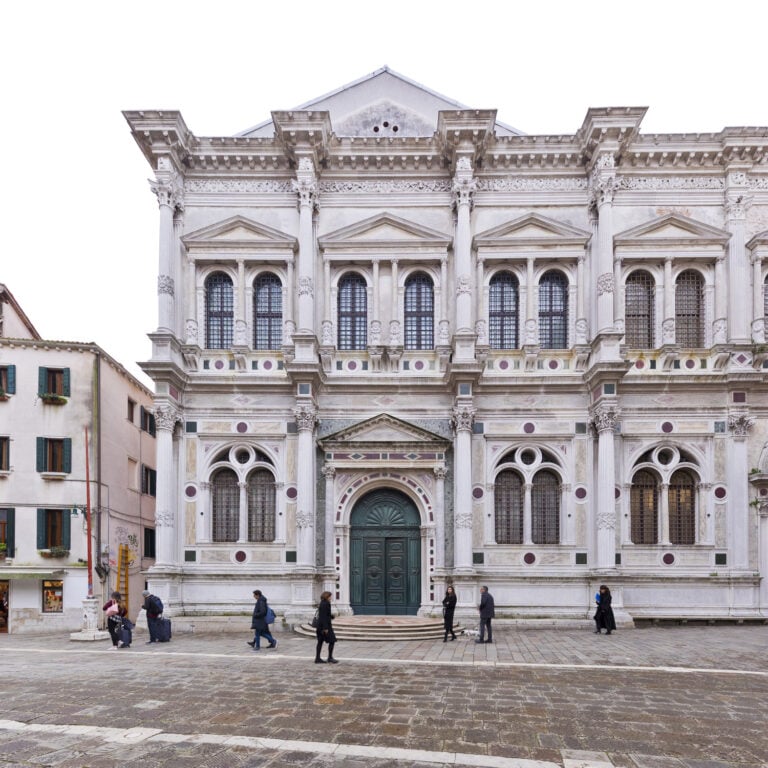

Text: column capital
xmin=155 ymin=405 xmax=181 ymax=432
xmin=725 ymin=192 xmax=753 ymax=220
xmin=292 ymin=157 xmax=318 ymax=210
xmin=294 ymin=403 xmax=318 ymax=432
xmin=590 ymin=403 xmax=620 ymax=433
xmin=434 ymin=465 xmax=448 ymax=481
xmin=728 ymin=411 xmax=755 ymax=437
xmin=588 ymin=159 xmax=620 ymax=207
xmin=451 ymin=156 xmax=477 ymax=209
xmin=149 ymin=169 xmax=184 ymax=212
xmin=451 ymin=404 xmax=476 ymax=433
xmin=321 ymin=464 xmax=336 ymax=479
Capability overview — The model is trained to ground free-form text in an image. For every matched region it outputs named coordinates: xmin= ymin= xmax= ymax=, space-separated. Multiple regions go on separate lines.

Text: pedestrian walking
xmin=248 ymin=589 xmax=277 ymax=651
xmin=142 ymin=589 xmax=163 ymax=644
xmin=103 ymin=591 xmax=127 ymax=649
xmin=477 ymin=585 xmax=495 ymax=644
xmin=442 ymin=585 xmax=457 ymax=642
xmin=314 ymin=590 xmax=338 ymax=664
xmin=594 ymin=584 xmax=616 ymax=635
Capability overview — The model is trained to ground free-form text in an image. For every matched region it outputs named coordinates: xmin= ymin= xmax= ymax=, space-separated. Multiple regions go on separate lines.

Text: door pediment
xmin=473 ymin=213 xmax=591 ymax=252
xmin=182 ymin=215 xmax=298 ymax=253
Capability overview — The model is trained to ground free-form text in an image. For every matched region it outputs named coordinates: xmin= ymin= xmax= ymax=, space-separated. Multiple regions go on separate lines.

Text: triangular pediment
xmin=319 ymin=414 xmax=450 ymax=449
xmin=319 ymin=213 xmax=452 ymax=250
xmin=474 ymin=213 xmax=591 ymax=249
xmin=182 ymin=216 xmax=298 ymax=251
xmin=615 ymin=214 xmax=731 ymax=246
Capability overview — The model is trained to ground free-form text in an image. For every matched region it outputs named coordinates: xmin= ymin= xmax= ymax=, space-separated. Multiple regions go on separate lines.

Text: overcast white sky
xmin=1 ymin=0 xmax=764 ymax=388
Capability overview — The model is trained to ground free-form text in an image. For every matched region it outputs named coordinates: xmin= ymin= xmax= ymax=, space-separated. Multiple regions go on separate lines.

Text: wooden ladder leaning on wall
xmin=116 ymin=544 xmax=130 ymax=607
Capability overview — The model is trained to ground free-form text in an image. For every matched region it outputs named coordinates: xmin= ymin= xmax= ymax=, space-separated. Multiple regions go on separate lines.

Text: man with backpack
xmin=142 ymin=589 xmax=163 ymax=644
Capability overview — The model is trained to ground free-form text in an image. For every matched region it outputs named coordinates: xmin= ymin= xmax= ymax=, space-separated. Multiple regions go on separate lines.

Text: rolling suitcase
xmin=119 ymin=618 xmax=133 ymax=647
xmin=157 ymin=616 xmax=172 ymax=642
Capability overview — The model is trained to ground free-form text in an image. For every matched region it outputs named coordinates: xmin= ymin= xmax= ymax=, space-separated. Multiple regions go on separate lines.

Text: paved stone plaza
xmin=0 ymin=624 xmax=766 ymax=768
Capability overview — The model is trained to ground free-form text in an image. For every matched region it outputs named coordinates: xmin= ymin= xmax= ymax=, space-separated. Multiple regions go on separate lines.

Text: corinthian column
xmin=153 ymin=404 xmax=180 ymax=567
xmin=321 ymin=464 xmax=336 ymax=569
xmin=292 ymin=158 xmax=318 ymax=345
xmin=589 ymin=154 xmax=620 ymax=343
xmin=294 ymin=403 xmax=318 ymax=567
xmin=725 ymin=171 xmax=753 ymax=344
xmin=727 ymin=411 xmax=755 ymax=569
xmin=452 ymin=157 xmax=477 ymax=360
xmin=149 ymin=160 xmax=184 ymax=335
xmin=452 ymin=404 xmax=476 ymax=571
xmin=591 ymin=403 xmax=620 ymax=570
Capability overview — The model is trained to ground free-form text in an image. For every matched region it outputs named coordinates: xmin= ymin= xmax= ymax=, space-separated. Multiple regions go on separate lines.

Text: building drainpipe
xmin=94 ymin=350 xmax=103 ymax=594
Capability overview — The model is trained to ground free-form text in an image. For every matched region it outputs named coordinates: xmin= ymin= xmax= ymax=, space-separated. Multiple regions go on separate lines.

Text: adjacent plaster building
xmin=125 ymin=68 xmax=768 ymax=625
xmin=0 ymin=285 xmax=157 ymax=633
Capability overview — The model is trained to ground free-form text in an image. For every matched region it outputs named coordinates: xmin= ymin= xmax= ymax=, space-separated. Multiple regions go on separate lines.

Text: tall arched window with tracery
xmin=630 ymin=469 xmax=659 ymax=544
xmin=247 ymin=468 xmax=276 ymax=542
xmin=531 ymin=470 xmax=560 ymax=544
xmin=489 ymin=271 xmax=519 ymax=349
xmin=205 ymin=272 xmax=234 ymax=349
xmin=669 ymin=469 xmax=696 ymax=545
xmin=253 ymin=273 xmax=282 ymax=350
xmin=404 ymin=272 xmax=434 ymax=350
xmin=538 ymin=270 xmax=568 ymax=349
xmin=625 ymin=270 xmax=655 ymax=348
xmin=337 ymin=272 xmax=368 ymax=350
xmin=494 ymin=469 xmax=524 ymax=544
xmin=211 ymin=468 xmax=239 ymax=542
xmin=675 ymin=269 xmax=705 ymax=347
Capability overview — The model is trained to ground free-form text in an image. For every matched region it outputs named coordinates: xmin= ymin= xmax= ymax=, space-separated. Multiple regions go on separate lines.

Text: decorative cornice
xmin=319 ymin=179 xmax=452 ymax=193
xmin=186 ymin=179 xmax=294 ymax=193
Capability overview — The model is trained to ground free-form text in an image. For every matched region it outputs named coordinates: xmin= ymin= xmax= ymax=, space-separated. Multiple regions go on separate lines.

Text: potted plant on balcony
xmin=40 ymin=392 xmax=67 ymax=405
xmin=0 ymin=543 xmax=7 ymax=560
xmin=39 ymin=546 xmax=70 ymax=559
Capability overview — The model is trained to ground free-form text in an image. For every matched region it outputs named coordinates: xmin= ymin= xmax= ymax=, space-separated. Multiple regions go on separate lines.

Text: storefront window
xmin=42 ymin=580 xmax=63 ymax=613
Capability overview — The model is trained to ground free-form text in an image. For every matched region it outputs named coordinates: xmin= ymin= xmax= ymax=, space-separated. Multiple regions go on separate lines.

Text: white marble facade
xmin=126 ymin=67 xmax=768 ymax=624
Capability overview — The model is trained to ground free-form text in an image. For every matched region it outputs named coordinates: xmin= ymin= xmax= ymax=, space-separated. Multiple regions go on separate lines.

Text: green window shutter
xmin=63 ymin=438 xmax=72 ymax=474
xmin=37 ymin=509 xmax=47 ymax=549
xmin=38 ymin=367 xmax=48 ymax=395
xmin=62 ymin=368 xmax=71 ymax=397
xmin=149 ymin=414 xmax=156 ymax=437
xmin=5 ymin=509 xmax=14 ymax=557
xmin=150 ymin=469 xmax=157 ymax=497
xmin=6 ymin=365 xmax=15 ymax=394
xmin=62 ymin=508 xmax=71 ymax=549
xmin=36 ymin=437 xmax=46 ymax=472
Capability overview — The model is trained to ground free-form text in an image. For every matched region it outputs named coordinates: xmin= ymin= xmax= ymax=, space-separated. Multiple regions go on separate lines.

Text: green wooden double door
xmin=349 ymin=489 xmax=421 ymax=615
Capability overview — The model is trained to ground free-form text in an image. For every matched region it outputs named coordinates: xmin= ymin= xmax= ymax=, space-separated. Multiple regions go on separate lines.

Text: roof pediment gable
xmin=182 ymin=216 xmax=298 ymax=251
xmin=320 ymin=414 xmax=449 ymax=449
xmin=615 ymin=214 xmax=731 ymax=247
xmin=319 ymin=213 xmax=452 ymax=250
xmin=474 ymin=213 xmax=591 ymax=249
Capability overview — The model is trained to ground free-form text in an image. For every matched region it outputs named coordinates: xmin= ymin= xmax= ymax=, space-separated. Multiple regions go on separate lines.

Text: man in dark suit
xmin=477 ymin=585 xmax=495 ymax=644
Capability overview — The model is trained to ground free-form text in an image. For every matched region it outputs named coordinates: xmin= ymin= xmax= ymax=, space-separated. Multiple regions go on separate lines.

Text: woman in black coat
xmin=442 ymin=585 xmax=457 ymax=642
xmin=594 ymin=584 xmax=616 ymax=635
xmin=315 ymin=591 xmax=338 ymax=664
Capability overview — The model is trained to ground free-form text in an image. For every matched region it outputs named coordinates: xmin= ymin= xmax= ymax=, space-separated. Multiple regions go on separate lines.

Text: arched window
xmin=211 ymin=468 xmax=238 ymax=542
xmin=669 ymin=469 xmax=696 ymax=545
xmin=253 ymin=273 xmax=282 ymax=350
xmin=205 ymin=272 xmax=234 ymax=349
xmin=625 ymin=270 xmax=655 ymax=348
xmin=404 ymin=272 xmax=434 ymax=350
xmin=489 ymin=271 xmax=519 ymax=349
xmin=538 ymin=270 xmax=568 ymax=349
xmin=337 ymin=272 xmax=368 ymax=350
xmin=494 ymin=469 xmax=524 ymax=544
xmin=630 ymin=469 xmax=658 ymax=544
xmin=531 ymin=470 xmax=560 ymax=544
xmin=675 ymin=270 xmax=705 ymax=347
xmin=247 ymin=469 xmax=276 ymax=542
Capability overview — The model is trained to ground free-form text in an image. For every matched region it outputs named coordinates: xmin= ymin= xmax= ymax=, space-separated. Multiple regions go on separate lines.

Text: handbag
xmin=310 ymin=609 xmax=319 ymax=629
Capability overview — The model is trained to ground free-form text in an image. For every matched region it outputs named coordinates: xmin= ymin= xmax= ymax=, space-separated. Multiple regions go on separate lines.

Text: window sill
xmin=40 ymin=472 xmax=68 ymax=480
xmin=0 ymin=470 xmax=10 ymax=478
xmin=40 ymin=395 xmax=68 ymax=405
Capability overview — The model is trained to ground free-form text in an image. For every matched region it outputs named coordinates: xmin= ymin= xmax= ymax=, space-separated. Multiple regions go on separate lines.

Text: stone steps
xmin=293 ymin=616 xmax=462 ymax=641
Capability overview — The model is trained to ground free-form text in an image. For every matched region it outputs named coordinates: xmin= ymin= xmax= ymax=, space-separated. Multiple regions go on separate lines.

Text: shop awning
xmin=0 ymin=570 xmax=64 ymax=580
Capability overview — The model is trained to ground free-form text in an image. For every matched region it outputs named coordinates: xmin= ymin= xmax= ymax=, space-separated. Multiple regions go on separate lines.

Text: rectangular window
xmin=127 ymin=398 xmax=136 ymax=423
xmin=42 ymin=580 xmax=64 ymax=613
xmin=143 ymin=527 xmax=156 ymax=559
xmin=127 ymin=457 xmax=138 ymax=490
xmin=0 ymin=365 xmax=16 ymax=395
xmin=36 ymin=437 xmax=72 ymax=473
xmin=140 ymin=407 xmax=156 ymax=436
xmin=0 ymin=437 xmax=9 ymax=471
xmin=36 ymin=508 xmax=70 ymax=549
xmin=38 ymin=367 xmax=70 ymax=397
xmin=141 ymin=465 xmax=157 ymax=496
xmin=0 ymin=508 xmax=14 ymax=557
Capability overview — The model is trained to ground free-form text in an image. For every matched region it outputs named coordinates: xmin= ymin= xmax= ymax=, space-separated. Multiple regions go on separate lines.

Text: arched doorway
xmin=350 ymin=489 xmax=421 ymax=615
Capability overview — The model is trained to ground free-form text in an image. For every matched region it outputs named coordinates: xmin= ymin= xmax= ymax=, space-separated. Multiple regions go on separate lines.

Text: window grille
xmin=538 ymin=271 xmax=568 ymax=349
xmin=211 ymin=468 xmax=239 ymax=542
xmin=494 ymin=470 xmax=524 ymax=543
xmin=625 ymin=270 xmax=655 ymax=348
xmin=489 ymin=271 xmax=519 ymax=349
xmin=669 ymin=469 xmax=696 ymax=545
xmin=253 ymin=273 xmax=282 ymax=350
xmin=337 ymin=273 xmax=368 ymax=350
xmin=247 ymin=469 xmax=276 ymax=542
xmin=404 ymin=272 xmax=434 ymax=350
xmin=630 ymin=469 xmax=659 ymax=544
xmin=531 ymin=470 xmax=560 ymax=544
xmin=205 ymin=272 xmax=234 ymax=349
xmin=763 ymin=275 xmax=768 ymax=322
xmin=675 ymin=270 xmax=705 ymax=347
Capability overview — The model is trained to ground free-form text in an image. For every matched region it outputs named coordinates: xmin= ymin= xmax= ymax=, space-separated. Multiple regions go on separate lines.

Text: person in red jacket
xmin=102 ymin=591 xmax=127 ymax=649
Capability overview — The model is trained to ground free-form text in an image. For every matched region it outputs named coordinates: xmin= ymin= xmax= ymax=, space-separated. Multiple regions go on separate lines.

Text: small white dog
xmin=462 ymin=625 xmax=481 ymax=639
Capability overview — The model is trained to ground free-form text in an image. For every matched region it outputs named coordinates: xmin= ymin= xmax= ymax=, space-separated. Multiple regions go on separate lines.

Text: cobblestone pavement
xmin=0 ymin=624 xmax=766 ymax=768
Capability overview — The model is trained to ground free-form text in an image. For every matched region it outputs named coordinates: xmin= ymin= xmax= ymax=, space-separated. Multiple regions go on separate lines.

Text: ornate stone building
xmin=125 ymin=67 xmax=768 ymax=625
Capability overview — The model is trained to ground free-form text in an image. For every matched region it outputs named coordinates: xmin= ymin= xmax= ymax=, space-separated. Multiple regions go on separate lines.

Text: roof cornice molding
xmin=123 ymin=110 xmax=193 ymax=171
